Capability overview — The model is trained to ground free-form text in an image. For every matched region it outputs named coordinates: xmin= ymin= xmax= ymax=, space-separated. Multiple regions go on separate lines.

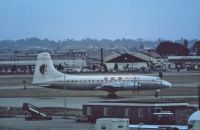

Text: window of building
xmin=125 ymin=108 xmax=130 ymax=117
xmin=103 ymin=107 xmax=109 ymax=116
xmin=138 ymin=108 xmax=144 ymax=117
xmin=155 ymin=107 xmax=162 ymax=113
xmin=86 ymin=107 xmax=92 ymax=116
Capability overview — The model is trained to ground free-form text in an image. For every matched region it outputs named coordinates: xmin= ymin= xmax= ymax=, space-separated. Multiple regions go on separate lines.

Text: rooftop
xmin=84 ymin=102 xmax=189 ymax=107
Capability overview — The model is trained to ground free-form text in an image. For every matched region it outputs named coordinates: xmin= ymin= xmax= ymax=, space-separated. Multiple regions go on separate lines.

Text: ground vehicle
xmin=151 ymin=112 xmax=175 ymax=125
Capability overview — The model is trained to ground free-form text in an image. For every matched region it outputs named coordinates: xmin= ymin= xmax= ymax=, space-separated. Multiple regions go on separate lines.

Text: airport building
xmin=105 ymin=52 xmax=149 ymax=71
xmin=104 ymin=52 xmax=169 ymax=72
xmin=0 ymin=52 xmax=86 ymax=74
xmin=82 ymin=102 xmax=196 ymax=124
xmin=168 ymin=56 xmax=200 ymax=70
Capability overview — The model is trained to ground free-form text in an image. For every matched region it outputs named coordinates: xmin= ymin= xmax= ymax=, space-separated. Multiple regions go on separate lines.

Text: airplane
xmin=32 ymin=53 xmax=172 ymax=97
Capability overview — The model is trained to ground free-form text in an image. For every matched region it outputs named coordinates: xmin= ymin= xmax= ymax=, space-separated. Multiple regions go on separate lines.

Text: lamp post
xmin=64 ymin=73 xmax=67 ymax=119
xmin=198 ymin=85 xmax=200 ymax=110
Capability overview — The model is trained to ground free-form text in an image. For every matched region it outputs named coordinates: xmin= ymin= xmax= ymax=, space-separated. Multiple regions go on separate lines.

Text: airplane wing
xmin=36 ymin=84 xmax=51 ymax=87
xmin=95 ymin=82 xmax=141 ymax=91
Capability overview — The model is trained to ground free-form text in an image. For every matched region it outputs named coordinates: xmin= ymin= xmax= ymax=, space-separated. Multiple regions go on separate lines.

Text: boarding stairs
xmin=23 ymin=103 xmax=52 ymax=120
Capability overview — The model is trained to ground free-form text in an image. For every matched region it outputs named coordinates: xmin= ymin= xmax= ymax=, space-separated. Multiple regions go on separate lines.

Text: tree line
xmin=0 ymin=37 xmax=160 ymax=50
xmin=0 ymin=37 xmax=199 ymax=56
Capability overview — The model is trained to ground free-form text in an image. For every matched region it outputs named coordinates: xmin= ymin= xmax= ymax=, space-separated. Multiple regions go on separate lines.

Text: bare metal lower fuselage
xmin=48 ymin=82 xmax=162 ymax=90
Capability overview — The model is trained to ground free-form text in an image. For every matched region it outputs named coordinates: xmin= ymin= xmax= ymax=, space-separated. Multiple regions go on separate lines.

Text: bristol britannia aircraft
xmin=32 ymin=53 xmax=172 ymax=97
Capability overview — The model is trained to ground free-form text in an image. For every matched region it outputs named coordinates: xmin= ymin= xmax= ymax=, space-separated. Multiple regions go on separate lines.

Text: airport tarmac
xmin=0 ymin=72 xmax=199 ymax=130
xmin=0 ymin=71 xmax=200 ymax=89
xmin=0 ymin=96 xmax=103 ymax=108
xmin=0 ymin=96 xmax=198 ymax=109
xmin=0 ymin=116 xmax=95 ymax=130
xmin=0 ymin=71 xmax=199 ymax=108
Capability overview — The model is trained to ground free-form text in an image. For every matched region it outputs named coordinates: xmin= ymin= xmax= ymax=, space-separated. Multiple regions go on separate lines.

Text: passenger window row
xmin=66 ymin=80 xmax=135 ymax=83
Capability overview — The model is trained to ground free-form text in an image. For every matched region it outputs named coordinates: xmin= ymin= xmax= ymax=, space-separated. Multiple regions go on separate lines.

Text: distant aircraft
xmin=32 ymin=53 xmax=172 ymax=97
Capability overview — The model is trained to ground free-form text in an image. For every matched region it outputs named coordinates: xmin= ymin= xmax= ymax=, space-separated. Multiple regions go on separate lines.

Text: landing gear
xmin=107 ymin=92 xmax=117 ymax=98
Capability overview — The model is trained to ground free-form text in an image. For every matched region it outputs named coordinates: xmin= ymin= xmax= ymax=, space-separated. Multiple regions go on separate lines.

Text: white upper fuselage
xmin=33 ymin=74 xmax=172 ymax=90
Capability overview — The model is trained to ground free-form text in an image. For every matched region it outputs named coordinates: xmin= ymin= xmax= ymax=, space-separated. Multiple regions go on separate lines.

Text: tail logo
xmin=39 ymin=64 xmax=47 ymax=74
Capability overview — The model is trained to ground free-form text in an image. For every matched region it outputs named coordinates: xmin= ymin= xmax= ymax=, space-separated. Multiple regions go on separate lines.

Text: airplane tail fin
xmin=32 ymin=52 xmax=63 ymax=85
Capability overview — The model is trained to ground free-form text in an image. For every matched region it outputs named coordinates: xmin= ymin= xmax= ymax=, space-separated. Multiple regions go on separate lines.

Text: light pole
xmin=64 ymin=73 xmax=67 ymax=119
xmin=198 ymin=85 xmax=200 ymax=110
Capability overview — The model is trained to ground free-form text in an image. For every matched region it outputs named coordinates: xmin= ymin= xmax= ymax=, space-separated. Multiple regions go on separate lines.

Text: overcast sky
xmin=0 ymin=0 xmax=199 ymax=40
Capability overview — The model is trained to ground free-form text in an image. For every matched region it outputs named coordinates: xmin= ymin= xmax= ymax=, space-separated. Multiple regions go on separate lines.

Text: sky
xmin=0 ymin=0 xmax=200 ymax=41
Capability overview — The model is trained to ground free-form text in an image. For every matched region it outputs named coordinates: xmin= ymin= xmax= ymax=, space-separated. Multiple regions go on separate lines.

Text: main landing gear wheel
xmin=107 ymin=93 xmax=117 ymax=98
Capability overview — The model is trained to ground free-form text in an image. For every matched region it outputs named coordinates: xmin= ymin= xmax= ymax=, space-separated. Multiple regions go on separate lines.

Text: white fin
xmin=32 ymin=53 xmax=63 ymax=85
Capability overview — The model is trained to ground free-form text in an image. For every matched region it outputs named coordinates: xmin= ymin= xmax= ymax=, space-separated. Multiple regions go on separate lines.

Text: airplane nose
xmin=162 ymin=80 xmax=172 ymax=88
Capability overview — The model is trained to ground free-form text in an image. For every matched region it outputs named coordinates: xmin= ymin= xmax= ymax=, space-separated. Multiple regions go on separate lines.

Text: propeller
xmin=132 ymin=77 xmax=140 ymax=95
xmin=132 ymin=77 xmax=136 ymax=94
xmin=159 ymin=71 xmax=163 ymax=85
xmin=137 ymin=77 xmax=140 ymax=94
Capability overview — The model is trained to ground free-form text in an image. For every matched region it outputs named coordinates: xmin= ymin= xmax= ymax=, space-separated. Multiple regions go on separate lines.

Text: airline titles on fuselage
xmin=103 ymin=76 xmax=138 ymax=81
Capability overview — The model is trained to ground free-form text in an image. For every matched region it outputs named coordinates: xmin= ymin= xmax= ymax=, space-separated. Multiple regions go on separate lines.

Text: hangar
xmin=106 ymin=53 xmax=147 ymax=63
xmin=105 ymin=52 xmax=153 ymax=72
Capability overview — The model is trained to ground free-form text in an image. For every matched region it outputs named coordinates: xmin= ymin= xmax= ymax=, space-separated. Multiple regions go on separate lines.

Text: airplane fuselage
xmin=34 ymin=74 xmax=170 ymax=90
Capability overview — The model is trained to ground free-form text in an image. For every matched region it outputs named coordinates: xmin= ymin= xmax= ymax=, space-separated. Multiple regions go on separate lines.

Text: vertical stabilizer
xmin=32 ymin=53 xmax=63 ymax=85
